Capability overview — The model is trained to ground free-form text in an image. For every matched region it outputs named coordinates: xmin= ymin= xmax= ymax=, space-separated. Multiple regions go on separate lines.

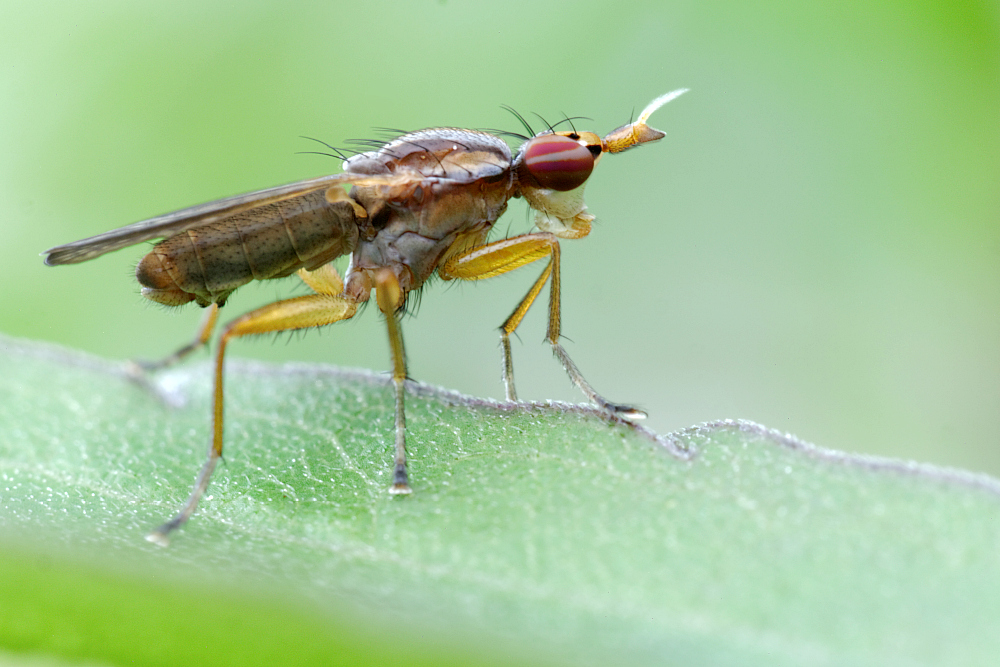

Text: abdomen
xmin=136 ymin=192 xmax=359 ymax=307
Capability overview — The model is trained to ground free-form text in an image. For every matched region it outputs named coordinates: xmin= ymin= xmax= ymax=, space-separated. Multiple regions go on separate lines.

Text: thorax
xmin=341 ymin=128 xmax=514 ymax=300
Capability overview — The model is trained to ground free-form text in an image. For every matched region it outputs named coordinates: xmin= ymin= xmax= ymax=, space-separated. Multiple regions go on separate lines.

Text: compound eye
xmin=522 ymin=134 xmax=595 ymax=191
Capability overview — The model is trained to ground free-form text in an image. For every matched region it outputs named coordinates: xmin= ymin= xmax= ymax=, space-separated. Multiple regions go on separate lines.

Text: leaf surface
xmin=1 ymin=336 xmax=999 ymax=666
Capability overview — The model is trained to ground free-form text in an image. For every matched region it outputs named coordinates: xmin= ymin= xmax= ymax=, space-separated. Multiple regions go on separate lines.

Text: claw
xmin=389 ymin=463 xmax=413 ymax=495
xmin=606 ymin=403 xmax=648 ymax=421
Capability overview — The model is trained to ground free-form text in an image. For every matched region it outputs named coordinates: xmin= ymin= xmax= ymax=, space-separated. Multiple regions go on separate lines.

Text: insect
xmin=43 ymin=88 xmax=688 ymax=545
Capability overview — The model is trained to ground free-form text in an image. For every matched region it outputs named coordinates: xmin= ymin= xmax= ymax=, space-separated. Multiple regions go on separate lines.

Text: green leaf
xmin=1 ymin=335 xmax=999 ymax=666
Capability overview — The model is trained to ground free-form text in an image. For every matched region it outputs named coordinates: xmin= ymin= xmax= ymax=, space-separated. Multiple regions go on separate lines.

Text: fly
xmin=43 ymin=89 xmax=689 ymax=545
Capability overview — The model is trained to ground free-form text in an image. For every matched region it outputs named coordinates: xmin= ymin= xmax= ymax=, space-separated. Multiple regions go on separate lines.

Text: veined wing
xmin=43 ymin=172 xmax=411 ymax=265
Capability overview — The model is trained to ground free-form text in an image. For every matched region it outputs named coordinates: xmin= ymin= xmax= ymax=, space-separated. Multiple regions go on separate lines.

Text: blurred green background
xmin=2 ymin=0 xmax=998 ymax=475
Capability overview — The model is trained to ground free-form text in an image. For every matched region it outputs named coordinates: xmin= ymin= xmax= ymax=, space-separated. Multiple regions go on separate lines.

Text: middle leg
xmin=373 ymin=268 xmax=412 ymax=495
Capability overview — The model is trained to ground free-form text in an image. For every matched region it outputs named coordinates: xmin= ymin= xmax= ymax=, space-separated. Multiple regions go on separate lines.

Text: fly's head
xmin=513 ymin=89 xmax=688 ymax=239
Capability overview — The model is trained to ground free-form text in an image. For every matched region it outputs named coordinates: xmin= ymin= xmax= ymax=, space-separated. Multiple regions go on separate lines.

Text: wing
xmin=42 ymin=172 xmax=411 ymax=266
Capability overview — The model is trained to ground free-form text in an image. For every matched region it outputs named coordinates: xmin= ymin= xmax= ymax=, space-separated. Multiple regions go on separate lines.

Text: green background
xmin=2 ymin=0 xmax=998 ymax=479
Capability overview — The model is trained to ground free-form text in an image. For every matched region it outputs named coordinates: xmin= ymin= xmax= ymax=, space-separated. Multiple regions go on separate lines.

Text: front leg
xmin=439 ymin=233 xmax=645 ymax=419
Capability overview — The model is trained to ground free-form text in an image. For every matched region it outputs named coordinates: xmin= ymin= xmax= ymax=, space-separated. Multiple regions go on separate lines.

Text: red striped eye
xmin=522 ymin=134 xmax=595 ymax=191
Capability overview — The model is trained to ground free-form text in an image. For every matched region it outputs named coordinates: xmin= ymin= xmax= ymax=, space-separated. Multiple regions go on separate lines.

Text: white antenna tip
xmin=638 ymin=88 xmax=690 ymax=124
